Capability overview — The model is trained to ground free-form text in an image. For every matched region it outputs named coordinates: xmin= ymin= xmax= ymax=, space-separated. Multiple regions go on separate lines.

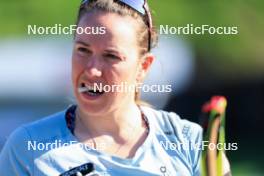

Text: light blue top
xmin=0 ymin=106 xmax=202 ymax=176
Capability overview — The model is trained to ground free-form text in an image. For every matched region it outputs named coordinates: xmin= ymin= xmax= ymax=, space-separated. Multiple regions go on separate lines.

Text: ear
xmin=137 ymin=53 xmax=155 ymax=82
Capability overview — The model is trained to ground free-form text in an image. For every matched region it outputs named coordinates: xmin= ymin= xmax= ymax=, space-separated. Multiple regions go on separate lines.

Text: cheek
xmin=110 ymin=61 xmax=139 ymax=83
xmin=72 ymin=55 xmax=85 ymax=84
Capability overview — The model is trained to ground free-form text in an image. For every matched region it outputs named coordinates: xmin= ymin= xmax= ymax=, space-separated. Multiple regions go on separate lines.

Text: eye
xmin=104 ymin=53 xmax=121 ymax=61
xmin=77 ymin=47 xmax=91 ymax=54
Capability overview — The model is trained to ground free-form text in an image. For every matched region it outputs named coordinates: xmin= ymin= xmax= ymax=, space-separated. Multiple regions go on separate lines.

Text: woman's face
xmin=72 ymin=11 xmax=145 ymax=116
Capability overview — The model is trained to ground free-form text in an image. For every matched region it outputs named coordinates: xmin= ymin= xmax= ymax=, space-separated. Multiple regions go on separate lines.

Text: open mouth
xmin=78 ymin=83 xmax=105 ymax=96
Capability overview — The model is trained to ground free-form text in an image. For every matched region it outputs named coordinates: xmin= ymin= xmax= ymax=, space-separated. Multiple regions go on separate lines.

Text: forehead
xmin=76 ymin=11 xmax=139 ymax=48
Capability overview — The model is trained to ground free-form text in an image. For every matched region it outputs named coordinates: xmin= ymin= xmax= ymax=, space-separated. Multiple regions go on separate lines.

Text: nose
xmin=84 ymin=56 xmax=102 ymax=78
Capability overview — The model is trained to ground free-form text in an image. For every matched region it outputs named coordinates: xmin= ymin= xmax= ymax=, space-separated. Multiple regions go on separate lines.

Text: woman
xmin=0 ymin=0 xmax=203 ymax=175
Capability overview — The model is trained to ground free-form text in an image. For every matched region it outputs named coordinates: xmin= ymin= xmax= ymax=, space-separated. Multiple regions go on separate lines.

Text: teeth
xmin=86 ymin=85 xmax=95 ymax=91
xmin=78 ymin=87 xmax=89 ymax=93
xmin=78 ymin=83 xmax=103 ymax=94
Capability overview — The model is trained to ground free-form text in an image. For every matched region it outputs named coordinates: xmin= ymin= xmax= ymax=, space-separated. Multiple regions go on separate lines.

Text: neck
xmin=76 ymin=102 xmax=142 ymax=138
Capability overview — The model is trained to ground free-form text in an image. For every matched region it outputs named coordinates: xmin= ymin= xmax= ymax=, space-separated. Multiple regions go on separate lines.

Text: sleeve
xmin=0 ymin=126 xmax=33 ymax=175
xmin=165 ymin=111 xmax=203 ymax=175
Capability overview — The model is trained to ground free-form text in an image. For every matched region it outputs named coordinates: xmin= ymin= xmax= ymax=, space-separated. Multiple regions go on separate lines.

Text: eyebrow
xmin=105 ymin=48 xmax=127 ymax=61
xmin=75 ymin=40 xmax=91 ymax=47
xmin=105 ymin=46 xmax=125 ymax=54
xmin=104 ymin=49 xmax=119 ymax=54
xmin=74 ymin=41 xmax=126 ymax=58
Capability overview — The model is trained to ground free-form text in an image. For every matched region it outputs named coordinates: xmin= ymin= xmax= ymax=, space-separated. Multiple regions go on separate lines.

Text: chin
xmin=78 ymin=101 xmax=108 ymax=116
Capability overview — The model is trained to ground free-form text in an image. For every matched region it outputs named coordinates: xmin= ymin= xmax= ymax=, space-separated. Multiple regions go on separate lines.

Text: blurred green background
xmin=1 ymin=0 xmax=263 ymax=79
xmin=0 ymin=0 xmax=263 ymax=175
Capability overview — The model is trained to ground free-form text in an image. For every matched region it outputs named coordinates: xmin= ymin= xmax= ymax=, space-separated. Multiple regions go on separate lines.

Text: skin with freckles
xmin=71 ymin=11 xmax=154 ymax=158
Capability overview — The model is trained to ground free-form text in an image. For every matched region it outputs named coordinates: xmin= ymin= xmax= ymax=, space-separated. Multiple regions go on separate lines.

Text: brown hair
xmin=76 ymin=0 xmax=158 ymax=105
